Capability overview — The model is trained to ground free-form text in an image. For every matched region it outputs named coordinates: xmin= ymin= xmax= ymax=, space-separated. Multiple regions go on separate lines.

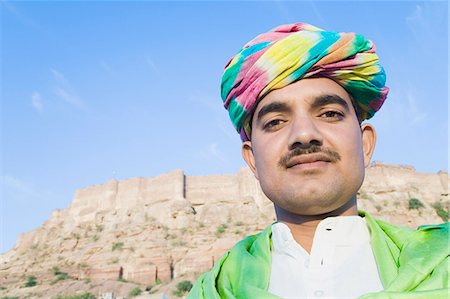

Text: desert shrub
xmin=408 ymin=198 xmax=424 ymax=210
xmin=215 ymin=224 xmax=228 ymax=236
xmin=177 ymin=280 xmax=193 ymax=291
xmin=128 ymin=287 xmax=142 ymax=297
xmin=436 ymin=210 xmax=449 ymax=222
xmin=172 ymin=280 xmax=193 ymax=297
xmin=112 ymin=242 xmax=124 ymax=251
xmin=51 ymin=266 xmax=71 ymax=284
xmin=1 ymin=297 xmax=19 ymax=299
xmin=431 ymin=202 xmax=449 ymax=222
xmin=52 ymin=266 xmax=61 ymax=275
xmin=171 ymin=240 xmax=187 ymax=247
xmin=52 ymin=292 xmax=96 ymax=299
xmin=24 ymin=275 xmax=37 ymax=287
xmin=95 ymin=224 xmax=104 ymax=232
xmin=58 ymin=272 xmax=69 ymax=279
xmin=165 ymin=233 xmax=176 ymax=240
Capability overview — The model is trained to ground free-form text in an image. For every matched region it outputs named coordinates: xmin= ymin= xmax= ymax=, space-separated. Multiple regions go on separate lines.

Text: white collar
xmin=271 ymin=215 xmax=370 ymax=256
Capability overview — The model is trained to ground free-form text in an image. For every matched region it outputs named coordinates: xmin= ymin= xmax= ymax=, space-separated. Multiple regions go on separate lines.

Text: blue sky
xmin=1 ymin=1 xmax=448 ymax=253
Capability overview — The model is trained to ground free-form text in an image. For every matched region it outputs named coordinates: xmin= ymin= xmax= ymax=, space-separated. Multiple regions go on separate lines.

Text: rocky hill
xmin=1 ymin=163 xmax=448 ymax=298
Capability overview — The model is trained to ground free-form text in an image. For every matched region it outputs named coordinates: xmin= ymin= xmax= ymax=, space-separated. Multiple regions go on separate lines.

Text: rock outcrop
xmin=0 ymin=163 xmax=448 ymax=298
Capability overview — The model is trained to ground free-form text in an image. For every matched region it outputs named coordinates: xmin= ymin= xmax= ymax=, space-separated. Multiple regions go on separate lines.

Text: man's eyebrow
xmin=311 ymin=94 xmax=350 ymax=112
xmin=256 ymin=101 xmax=291 ymax=124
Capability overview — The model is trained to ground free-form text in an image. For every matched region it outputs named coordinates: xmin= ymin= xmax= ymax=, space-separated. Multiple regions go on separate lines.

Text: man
xmin=188 ymin=22 xmax=448 ymax=299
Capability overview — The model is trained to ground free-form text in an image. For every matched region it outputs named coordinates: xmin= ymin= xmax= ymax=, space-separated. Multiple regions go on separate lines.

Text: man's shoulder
xmin=187 ymin=225 xmax=274 ymax=298
xmin=227 ymin=224 xmax=273 ymax=258
xmin=363 ymin=211 xmax=448 ymax=250
xmin=368 ymin=212 xmax=448 ymax=238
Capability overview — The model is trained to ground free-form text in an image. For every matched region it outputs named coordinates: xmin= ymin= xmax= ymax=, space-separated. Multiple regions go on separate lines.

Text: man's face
xmin=242 ymin=78 xmax=376 ymax=216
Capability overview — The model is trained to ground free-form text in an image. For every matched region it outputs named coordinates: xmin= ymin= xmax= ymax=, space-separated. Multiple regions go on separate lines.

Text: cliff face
xmin=0 ymin=163 xmax=448 ymax=298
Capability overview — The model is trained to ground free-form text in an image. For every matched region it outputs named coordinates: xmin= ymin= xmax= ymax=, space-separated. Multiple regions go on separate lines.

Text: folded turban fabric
xmin=220 ymin=22 xmax=389 ymax=141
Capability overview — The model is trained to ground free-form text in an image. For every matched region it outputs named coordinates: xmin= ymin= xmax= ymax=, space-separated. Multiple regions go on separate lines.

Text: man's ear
xmin=361 ymin=123 xmax=376 ymax=167
xmin=242 ymin=141 xmax=259 ymax=180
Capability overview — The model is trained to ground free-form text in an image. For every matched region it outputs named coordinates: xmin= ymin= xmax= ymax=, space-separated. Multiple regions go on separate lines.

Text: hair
xmin=349 ymin=94 xmax=362 ymax=123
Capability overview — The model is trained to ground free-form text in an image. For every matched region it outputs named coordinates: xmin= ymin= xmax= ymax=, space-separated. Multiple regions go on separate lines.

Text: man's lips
xmin=285 ymin=153 xmax=333 ymax=168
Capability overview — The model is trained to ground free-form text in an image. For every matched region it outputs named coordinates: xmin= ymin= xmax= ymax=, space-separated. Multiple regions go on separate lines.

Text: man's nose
xmin=287 ymin=116 xmax=323 ymax=150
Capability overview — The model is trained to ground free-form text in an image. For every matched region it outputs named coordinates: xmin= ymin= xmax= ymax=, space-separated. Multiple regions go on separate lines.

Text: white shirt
xmin=268 ymin=216 xmax=383 ymax=299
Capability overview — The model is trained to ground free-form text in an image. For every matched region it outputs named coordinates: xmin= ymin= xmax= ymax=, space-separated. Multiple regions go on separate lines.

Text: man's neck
xmin=274 ymin=198 xmax=358 ymax=253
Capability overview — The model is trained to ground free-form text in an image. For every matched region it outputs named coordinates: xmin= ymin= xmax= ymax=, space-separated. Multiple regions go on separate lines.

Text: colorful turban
xmin=221 ymin=22 xmax=389 ymax=141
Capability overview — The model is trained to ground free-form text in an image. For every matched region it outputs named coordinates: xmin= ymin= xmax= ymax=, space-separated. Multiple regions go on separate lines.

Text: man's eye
xmin=263 ymin=119 xmax=285 ymax=130
xmin=322 ymin=111 xmax=344 ymax=119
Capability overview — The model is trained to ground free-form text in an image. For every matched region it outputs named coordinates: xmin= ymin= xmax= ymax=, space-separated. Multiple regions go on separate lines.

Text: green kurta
xmin=188 ymin=212 xmax=449 ymax=299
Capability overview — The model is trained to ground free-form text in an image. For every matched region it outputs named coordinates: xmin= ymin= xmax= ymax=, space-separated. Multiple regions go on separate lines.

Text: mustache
xmin=278 ymin=145 xmax=341 ymax=168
